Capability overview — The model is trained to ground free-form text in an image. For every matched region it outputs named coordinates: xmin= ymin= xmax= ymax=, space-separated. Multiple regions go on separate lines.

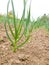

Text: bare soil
xmin=0 ymin=23 xmax=49 ymax=65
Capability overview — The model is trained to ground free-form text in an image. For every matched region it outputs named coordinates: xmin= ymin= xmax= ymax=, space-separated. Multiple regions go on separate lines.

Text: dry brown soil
xmin=0 ymin=23 xmax=49 ymax=65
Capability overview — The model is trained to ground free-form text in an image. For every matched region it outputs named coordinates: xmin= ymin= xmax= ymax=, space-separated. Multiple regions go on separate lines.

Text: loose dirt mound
xmin=0 ymin=23 xmax=49 ymax=65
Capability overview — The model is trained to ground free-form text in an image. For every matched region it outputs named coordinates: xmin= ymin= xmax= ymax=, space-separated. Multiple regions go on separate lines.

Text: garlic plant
xmin=4 ymin=0 xmax=32 ymax=52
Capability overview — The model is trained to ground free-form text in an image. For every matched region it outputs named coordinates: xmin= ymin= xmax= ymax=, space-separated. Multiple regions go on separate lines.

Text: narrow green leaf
xmin=11 ymin=0 xmax=18 ymax=40
xmin=16 ymin=35 xmax=30 ymax=49
xmin=4 ymin=21 xmax=14 ymax=45
xmin=18 ymin=0 xmax=26 ymax=35
xmin=7 ymin=0 xmax=15 ymax=39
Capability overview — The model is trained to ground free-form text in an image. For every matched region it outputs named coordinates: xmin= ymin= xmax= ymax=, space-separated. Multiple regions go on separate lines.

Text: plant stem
xmin=13 ymin=41 xmax=17 ymax=52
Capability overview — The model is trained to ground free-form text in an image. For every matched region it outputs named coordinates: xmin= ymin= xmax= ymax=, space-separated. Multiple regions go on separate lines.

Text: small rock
xmin=10 ymin=59 xmax=21 ymax=65
xmin=0 ymin=37 xmax=4 ymax=42
xmin=20 ymin=47 xmax=24 ymax=50
xmin=2 ymin=46 xmax=6 ymax=49
xmin=18 ymin=54 xmax=29 ymax=61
